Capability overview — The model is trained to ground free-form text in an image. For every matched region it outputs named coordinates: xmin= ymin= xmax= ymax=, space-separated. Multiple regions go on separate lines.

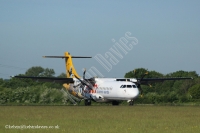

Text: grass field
xmin=0 ymin=105 xmax=200 ymax=133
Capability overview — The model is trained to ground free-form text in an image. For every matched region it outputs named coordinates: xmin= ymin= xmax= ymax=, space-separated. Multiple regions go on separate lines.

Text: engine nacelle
xmin=91 ymin=93 xmax=104 ymax=102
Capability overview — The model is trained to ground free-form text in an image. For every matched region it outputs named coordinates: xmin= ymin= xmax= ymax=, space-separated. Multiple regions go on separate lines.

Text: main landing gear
xmin=112 ymin=101 xmax=119 ymax=106
xmin=84 ymin=99 xmax=91 ymax=106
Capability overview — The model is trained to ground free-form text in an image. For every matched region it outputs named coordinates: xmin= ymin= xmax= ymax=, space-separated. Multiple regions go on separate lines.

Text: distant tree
xmin=57 ymin=73 xmax=66 ymax=78
xmin=41 ymin=68 xmax=55 ymax=77
xmin=188 ymin=84 xmax=200 ymax=99
xmin=2 ymin=74 xmax=32 ymax=89
xmin=124 ymin=68 xmax=148 ymax=78
xmin=124 ymin=68 xmax=163 ymax=78
xmin=25 ymin=66 xmax=44 ymax=76
xmin=0 ymin=78 xmax=4 ymax=86
xmin=147 ymin=70 xmax=163 ymax=78
xmin=166 ymin=70 xmax=198 ymax=78
xmin=25 ymin=66 xmax=55 ymax=77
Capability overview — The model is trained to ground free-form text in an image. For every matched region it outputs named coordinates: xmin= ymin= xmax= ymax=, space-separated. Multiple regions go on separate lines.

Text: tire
xmin=129 ymin=100 xmax=134 ymax=106
xmin=85 ymin=99 xmax=91 ymax=106
xmin=112 ymin=101 xmax=119 ymax=106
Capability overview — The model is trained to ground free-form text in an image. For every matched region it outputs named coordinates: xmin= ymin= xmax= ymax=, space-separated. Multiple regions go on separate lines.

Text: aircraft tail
xmin=43 ymin=52 xmax=92 ymax=78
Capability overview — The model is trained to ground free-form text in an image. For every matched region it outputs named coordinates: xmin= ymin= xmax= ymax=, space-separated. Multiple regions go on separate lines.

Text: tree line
xmin=0 ymin=66 xmax=67 ymax=105
xmin=125 ymin=68 xmax=200 ymax=105
xmin=0 ymin=66 xmax=200 ymax=105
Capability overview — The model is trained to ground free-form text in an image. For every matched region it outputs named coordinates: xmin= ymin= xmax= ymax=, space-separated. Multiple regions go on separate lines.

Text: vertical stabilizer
xmin=64 ymin=52 xmax=80 ymax=78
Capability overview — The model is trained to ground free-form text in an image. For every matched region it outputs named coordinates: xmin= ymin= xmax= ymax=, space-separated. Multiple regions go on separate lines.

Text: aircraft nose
xmin=132 ymin=88 xmax=139 ymax=98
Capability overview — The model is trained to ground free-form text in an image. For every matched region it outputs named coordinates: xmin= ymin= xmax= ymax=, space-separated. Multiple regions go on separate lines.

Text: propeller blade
xmin=133 ymin=69 xmax=138 ymax=79
xmin=140 ymin=72 xmax=148 ymax=81
xmin=136 ymin=71 xmax=148 ymax=97
xmin=68 ymin=67 xmax=73 ymax=77
xmin=74 ymin=73 xmax=93 ymax=90
xmin=83 ymin=68 xmax=86 ymax=80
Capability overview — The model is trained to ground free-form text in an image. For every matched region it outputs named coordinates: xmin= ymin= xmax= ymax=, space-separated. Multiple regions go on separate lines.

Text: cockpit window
xmin=120 ymin=85 xmax=126 ymax=88
xmin=132 ymin=85 xmax=137 ymax=88
xmin=127 ymin=85 xmax=132 ymax=88
xmin=120 ymin=85 xmax=137 ymax=88
xmin=122 ymin=85 xmax=126 ymax=88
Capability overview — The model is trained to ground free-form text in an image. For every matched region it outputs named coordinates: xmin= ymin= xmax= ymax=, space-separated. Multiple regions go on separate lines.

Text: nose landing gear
xmin=129 ymin=100 xmax=134 ymax=106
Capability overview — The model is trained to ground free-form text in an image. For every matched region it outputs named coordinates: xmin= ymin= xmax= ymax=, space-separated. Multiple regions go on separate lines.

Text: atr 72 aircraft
xmin=14 ymin=52 xmax=192 ymax=106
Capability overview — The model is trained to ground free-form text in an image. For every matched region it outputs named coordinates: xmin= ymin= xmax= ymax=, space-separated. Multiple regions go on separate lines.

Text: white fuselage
xmin=73 ymin=78 xmax=140 ymax=102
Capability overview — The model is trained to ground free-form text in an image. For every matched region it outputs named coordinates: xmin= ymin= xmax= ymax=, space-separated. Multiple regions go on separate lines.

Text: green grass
xmin=0 ymin=105 xmax=200 ymax=133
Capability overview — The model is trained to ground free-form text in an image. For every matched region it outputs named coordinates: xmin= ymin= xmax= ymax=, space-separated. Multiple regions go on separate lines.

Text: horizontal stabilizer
xmin=43 ymin=56 xmax=92 ymax=58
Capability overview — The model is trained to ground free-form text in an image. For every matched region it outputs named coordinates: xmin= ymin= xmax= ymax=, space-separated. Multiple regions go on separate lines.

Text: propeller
xmin=83 ymin=68 xmax=86 ymax=80
xmin=68 ymin=67 xmax=73 ymax=77
xmin=134 ymin=70 xmax=148 ymax=97
xmin=73 ymin=69 xmax=93 ymax=90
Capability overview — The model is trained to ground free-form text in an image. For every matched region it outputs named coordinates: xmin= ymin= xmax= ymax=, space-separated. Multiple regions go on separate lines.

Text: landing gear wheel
xmin=85 ymin=100 xmax=91 ymax=106
xmin=112 ymin=101 xmax=119 ymax=106
xmin=129 ymin=100 xmax=134 ymax=106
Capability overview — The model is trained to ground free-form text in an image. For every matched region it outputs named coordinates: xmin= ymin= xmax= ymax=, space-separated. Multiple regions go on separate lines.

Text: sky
xmin=0 ymin=0 xmax=200 ymax=79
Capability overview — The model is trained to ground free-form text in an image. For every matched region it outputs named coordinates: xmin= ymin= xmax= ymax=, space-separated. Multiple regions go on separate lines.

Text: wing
xmin=13 ymin=76 xmax=74 ymax=84
xmin=136 ymin=77 xmax=193 ymax=85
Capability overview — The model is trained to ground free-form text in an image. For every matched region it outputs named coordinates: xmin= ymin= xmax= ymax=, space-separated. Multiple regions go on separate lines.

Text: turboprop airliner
xmin=14 ymin=52 xmax=193 ymax=106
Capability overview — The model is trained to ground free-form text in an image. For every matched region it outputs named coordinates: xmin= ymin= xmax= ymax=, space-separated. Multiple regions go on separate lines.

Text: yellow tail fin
xmin=64 ymin=52 xmax=80 ymax=78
